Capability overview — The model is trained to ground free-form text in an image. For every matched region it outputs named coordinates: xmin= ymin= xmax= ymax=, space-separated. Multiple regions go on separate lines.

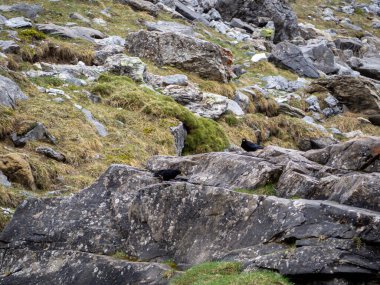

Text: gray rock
xmin=300 ymin=40 xmax=338 ymax=74
xmin=94 ymin=44 xmax=125 ymax=65
xmin=69 ymin=12 xmax=91 ymax=24
xmin=324 ymin=94 xmax=339 ymax=108
xmin=215 ymin=0 xmax=300 ymax=43
xmin=298 ymin=137 xmax=338 ymax=151
xmin=36 ymin=147 xmax=66 ymax=162
xmin=125 ymin=30 xmax=233 ymax=82
xmin=11 ymin=122 xmax=57 ymax=148
xmin=305 ymin=95 xmax=321 ymax=112
xmin=75 ymin=105 xmax=108 ymax=137
xmin=174 ymin=1 xmax=210 ymax=25
xmin=2 ymin=3 xmax=43 ymax=19
xmin=334 ymin=37 xmax=363 ymax=55
xmin=349 ymin=57 xmax=380 ymax=81
xmin=311 ymin=76 xmax=380 ymax=115
xmin=5 ymin=17 xmax=32 ymax=28
xmin=186 ymin=92 xmax=229 ymax=118
xmin=230 ymin=18 xmax=256 ymax=33
xmin=162 ymin=83 xmax=203 ymax=104
xmin=233 ymin=90 xmax=250 ymax=111
xmin=269 ymin=42 xmax=320 ymax=78
xmin=278 ymin=102 xmax=305 ymax=118
xmin=104 ymin=54 xmax=146 ymax=82
xmin=0 ymin=40 xmax=20 ymax=53
xmin=94 ymin=36 xmax=125 ymax=46
xmin=0 ymin=170 xmax=11 ymax=187
xmin=145 ymin=20 xmax=194 ymax=36
xmin=170 ymin=122 xmax=187 ymax=156
xmin=162 ymin=74 xmax=188 ymax=86
xmin=0 ymin=75 xmax=28 ymax=109
xmin=262 ymin=75 xmax=307 ymax=92
xmin=119 ymin=0 xmax=159 ymax=16
xmin=36 ymin=24 xmax=106 ymax=42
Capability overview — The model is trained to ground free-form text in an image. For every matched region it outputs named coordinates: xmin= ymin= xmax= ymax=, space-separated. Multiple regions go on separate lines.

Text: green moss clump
xmin=93 ymin=74 xmax=229 ymax=154
xmin=236 ymin=183 xmax=277 ymax=196
xmin=18 ymin=28 xmax=47 ymax=41
xmin=260 ymin=28 xmax=274 ymax=39
xmin=170 ymin=262 xmax=292 ymax=285
xmin=30 ymin=76 xmax=64 ymax=88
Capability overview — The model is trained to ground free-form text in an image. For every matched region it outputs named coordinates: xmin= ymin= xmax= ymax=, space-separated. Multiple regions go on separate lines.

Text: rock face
xmin=125 ymin=30 xmax=233 ymax=82
xmin=310 ymin=76 xmax=380 ymax=115
xmin=0 ymin=75 xmax=28 ymax=108
xmin=104 ymin=54 xmax=146 ymax=82
xmin=1 ymin=139 xmax=380 ymax=284
xmin=36 ymin=24 xmax=106 ymax=42
xmin=215 ymin=0 xmax=300 ymax=43
xmin=269 ymin=42 xmax=320 ymax=78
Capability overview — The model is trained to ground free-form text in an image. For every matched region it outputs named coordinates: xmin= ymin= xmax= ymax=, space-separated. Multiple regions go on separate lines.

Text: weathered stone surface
xmin=0 ymin=153 xmax=35 ymax=190
xmin=36 ymin=147 xmax=66 ymax=162
xmin=170 ymin=122 xmax=187 ymax=156
xmin=0 ymin=3 xmax=43 ymax=19
xmin=145 ymin=20 xmax=194 ymax=36
xmin=349 ymin=57 xmax=380 ymax=81
xmin=5 ymin=17 xmax=32 ymax=28
xmin=334 ymin=37 xmax=363 ymax=55
xmin=119 ymin=0 xmax=159 ymax=16
xmin=300 ymin=40 xmax=338 ymax=74
xmin=125 ymin=30 xmax=233 ymax=82
xmin=36 ymin=24 xmax=106 ymax=42
xmin=215 ymin=0 xmax=300 ymax=43
xmin=94 ymin=44 xmax=125 ymax=65
xmin=310 ymin=76 xmax=380 ymax=115
xmin=104 ymin=54 xmax=146 ymax=82
xmin=269 ymin=42 xmax=320 ymax=78
xmin=0 ymin=40 xmax=20 ymax=53
xmin=174 ymin=1 xmax=209 ymax=25
xmin=0 ymin=75 xmax=28 ymax=108
xmin=1 ymin=150 xmax=380 ymax=284
xmin=11 ymin=122 xmax=57 ymax=148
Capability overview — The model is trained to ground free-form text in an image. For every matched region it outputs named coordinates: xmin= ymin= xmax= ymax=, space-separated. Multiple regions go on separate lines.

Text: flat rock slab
xmin=36 ymin=24 xmax=106 ymax=42
xmin=0 ymin=75 xmax=28 ymax=108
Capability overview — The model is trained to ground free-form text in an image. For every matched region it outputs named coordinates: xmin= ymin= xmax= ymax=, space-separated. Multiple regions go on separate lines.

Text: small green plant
xmin=111 ymin=251 xmax=139 ymax=261
xmin=260 ymin=28 xmax=274 ymax=40
xmin=30 ymin=76 xmax=64 ymax=88
xmin=164 ymin=259 xmax=178 ymax=270
xmin=224 ymin=114 xmax=240 ymax=127
xmin=235 ymin=183 xmax=277 ymax=196
xmin=18 ymin=28 xmax=46 ymax=41
xmin=353 ymin=237 xmax=362 ymax=250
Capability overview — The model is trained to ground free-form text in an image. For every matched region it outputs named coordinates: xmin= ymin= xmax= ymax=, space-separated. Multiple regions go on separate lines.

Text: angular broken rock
xmin=36 ymin=23 xmax=106 ymax=42
xmin=104 ymin=54 xmax=146 ymax=82
xmin=145 ymin=20 xmax=194 ymax=36
xmin=170 ymin=122 xmax=187 ymax=156
xmin=36 ymin=147 xmax=66 ymax=162
xmin=118 ymin=0 xmax=159 ymax=16
xmin=11 ymin=122 xmax=56 ymax=148
xmin=125 ymin=30 xmax=233 ymax=82
xmin=269 ymin=42 xmax=320 ymax=78
xmin=0 ymin=75 xmax=28 ymax=109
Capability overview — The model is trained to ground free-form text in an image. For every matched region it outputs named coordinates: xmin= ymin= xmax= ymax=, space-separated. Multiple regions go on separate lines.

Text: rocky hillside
xmin=0 ymin=0 xmax=380 ymax=284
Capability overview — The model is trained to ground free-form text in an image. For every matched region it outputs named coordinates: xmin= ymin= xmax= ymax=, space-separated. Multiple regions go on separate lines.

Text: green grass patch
xmin=18 ymin=28 xmax=47 ymax=41
xmin=30 ymin=76 xmax=65 ymax=88
xmin=93 ymin=74 xmax=229 ymax=154
xmin=170 ymin=262 xmax=292 ymax=285
xmin=111 ymin=251 xmax=139 ymax=261
xmin=235 ymin=183 xmax=277 ymax=196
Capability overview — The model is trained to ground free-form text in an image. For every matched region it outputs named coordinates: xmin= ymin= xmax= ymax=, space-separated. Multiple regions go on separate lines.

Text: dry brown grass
xmin=325 ymin=113 xmax=380 ymax=137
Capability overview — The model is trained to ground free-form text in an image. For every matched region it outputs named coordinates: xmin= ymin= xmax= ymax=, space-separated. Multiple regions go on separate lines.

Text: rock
xmin=305 ymin=95 xmax=321 ymax=112
xmin=5 ymin=17 xmax=32 ymax=28
xmin=0 ymin=170 xmax=11 ymax=187
xmin=93 ymin=18 xmax=107 ymax=26
xmin=343 ymin=130 xmax=364 ymax=139
xmin=298 ymin=137 xmax=338 ymax=151
xmin=215 ymin=0 xmax=300 ymax=43
xmin=174 ymin=1 xmax=209 ymax=25
xmin=310 ymin=76 xmax=380 ymax=115
xmin=269 ymin=42 xmax=320 ymax=78
xmin=230 ymin=18 xmax=257 ymax=33
xmin=0 ymin=249 xmax=169 ymax=285
xmin=262 ymin=75 xmax=307 ymax=92
xmin=334 ymin=37 xmax=363 ymax=55
xmin=368 ymin=115 xmax=380 ymax=126
xmin=69 ymin=12 xmax=91 ymax=24
xmin=278 ymin=103 xmax=305 ymax=118
xmin=251 ymin=53 xmax=267 ymax=63
xmin=0 ymin=75 xmax=28 ymax=109
xmin=233 ymin=90 xmax=250 ymax=111
xmin=119 ymin=0 xmax=159 ymax=16
xmin=304 ymin=136 xmax=380 ymax=172
xmin=36 ymin=147 xmax=66 ymax=162
xmin=94 ymin=44 xmax=125 ymax=65
xmin=0 ymin=40 xmax=20 ymax=53
xmin=145 ymin=20 xmax=194 ymax=36
xmin=162 ymin=84 xmax=203 ymax=104
xmin=104 ymin=54 xmax=146 ymax=82
xmin=94 ymin=36 xmax=125 ymax=46
xmin=36 ymin=24 xmax=106 ymax=42
xmin=11 ymin=123 xmax=57 ymax=148
xmin=186 ymin=92 xmax=228 ymax=119
xmin=75 ymin=105 xmax=108 ymax=137
xmin=125 ymin=30 xmax=233 ymax=82
xmin=300 ymin=40 xmax=338 ymax=74
xmin=162 ymin=74 xmax=188 ymax=86
xmin=349 ymin=57 xmax=380 ymax=81
xmin=0 ymin=153 xmax=35 ymax=190
xmin=2 ymin=3 xmax=43 ymax=19
xmin=170 ymin=122 xmax=187 ymax=156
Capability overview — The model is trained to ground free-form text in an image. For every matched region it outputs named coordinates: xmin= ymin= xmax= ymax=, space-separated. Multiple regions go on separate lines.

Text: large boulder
xmin=300 ymin=40 xmax=338 ymax=74
xmin=1 ymin=149 xmax=380 ymax=284
xmin=269 ymin=42 xmax=320 ymax=78
xmin=349 ymin=57 xmax=380 ymax=81
xmin=215 ymin=0 xmax=300 ymax=43
xmin=0 ymin=75 xmax=28 ymax=109
xmin=125 ymin=30 xmax=233 ymax=82
xmin=309 ymin=76 xmax=380 ymax=115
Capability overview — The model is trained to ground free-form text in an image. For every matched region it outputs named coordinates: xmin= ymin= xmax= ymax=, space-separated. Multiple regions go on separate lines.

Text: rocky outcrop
xmin=36 ymin=24 xmax=106 ymax=42
xmin=104 ymin=54 xmax=146 ymax=82
xmin=269 ymin=42 xmax=320 ymax=78
xmin=1 ymin=140 xmax=380 ymax=284
xmin=119 ymin=0 xmax=159 ymax=16
xmin=10 ymin=122 xmax=57 ymax=148
xmin=215 ymin=0 xmax=300 ymax=43
xmin=0 ymin=75 xmax=28 ymax=109
xmin=310 ymin=76 xmax=380 ymax=115
xmin=125 ymin=30 xmax=233 ymax=82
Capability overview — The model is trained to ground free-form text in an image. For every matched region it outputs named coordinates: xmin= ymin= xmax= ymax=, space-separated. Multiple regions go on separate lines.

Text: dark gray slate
xmin=11 ymin=123 xmax=57 ymax=148
xmin=269 ymin=42 xmax=320 ymax=78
